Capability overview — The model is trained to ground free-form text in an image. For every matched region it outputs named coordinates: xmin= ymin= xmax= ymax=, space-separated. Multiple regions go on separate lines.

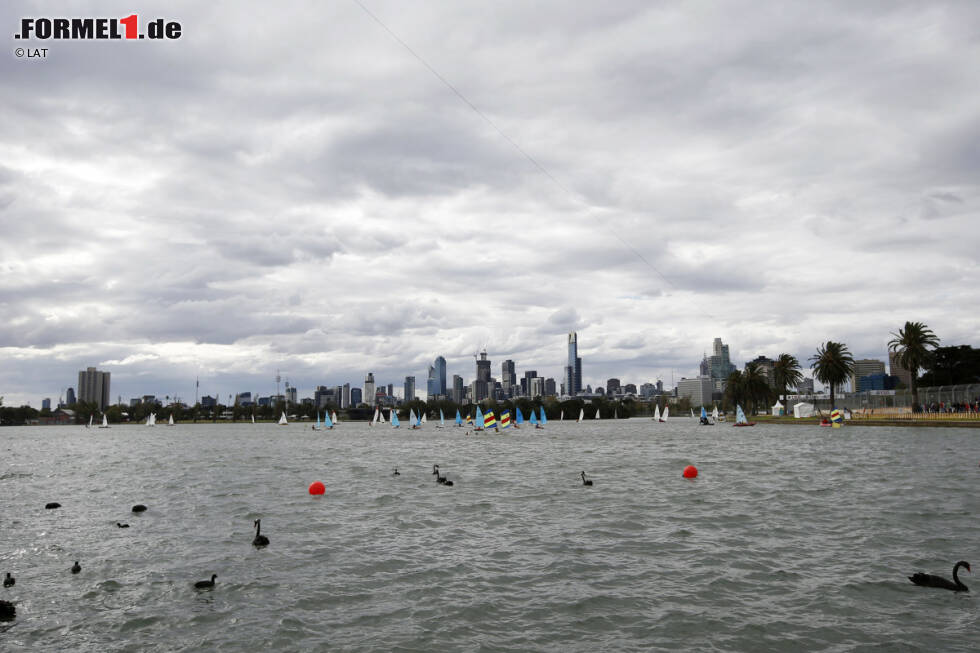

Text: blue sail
xmin=539 ymin=407 xmax=547 ymax=425
xmin=475 ymin=406 xmax=484 ymax=429
xmin=529 ymin=410 xmax=538 ymax=425
xmin=315 ymin=412 xmax=321 ymax=429
xmin=323 ymin=412 xmax=333 ymax=428
xmin=391 ymin=409 xmax=401 ymax=427
xmin=736 ymin=405 xmax=747 ymax=425
xmin=455 ymin=409 xmax=462 ymax=426
xmin=515 ymin=406 xmax=524 ymax=425
xmin=701 ymin=407 xmax=707 ymax=419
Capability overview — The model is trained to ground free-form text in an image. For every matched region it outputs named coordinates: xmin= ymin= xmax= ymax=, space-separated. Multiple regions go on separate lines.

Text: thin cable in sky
xmin=351 ymin=0 xmax=677 ymax=293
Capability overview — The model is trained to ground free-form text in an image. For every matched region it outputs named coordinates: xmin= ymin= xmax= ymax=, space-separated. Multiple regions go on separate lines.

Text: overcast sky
xmin=1 ymin=1 xmax=978 ymax=406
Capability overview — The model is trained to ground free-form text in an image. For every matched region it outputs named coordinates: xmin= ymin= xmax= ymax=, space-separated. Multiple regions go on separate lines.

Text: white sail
xmin=87 ymin=415 xmax=93 ymax=428
xmin=595 ymin=408 xmax=600 ymax=419
xmin=332 ymin=411 xmax=338 ymax=425
xmin=371 ymin=407 xmax=378 ymax=426
xmin=99 ymin=414 xmax=109 ymax=428
xmin=278 ymin=411 xmax=288 ymax=425
xmin=711 ymin=406 xmax=719 ymax=421
xmin=654 ymin=405 xmax=661 ymax=421
xmin=577 ymin=408 xmax=584 ymax=423
xmin=379 ymin=409 xmax=386 ymax=424
xmin=690 ymin=408 xmax=695 ymax=418
xmin=560 ymin=410 xmax=564 ymax=422
xmin=663 ymin=406 xmax=669 ymax=421
xmin=252 ymin=414 xmax=255 ymax=424
xmin=421 ymin=413 xmax=427 ymax=424
xmin=168 ymin=414 xmax=175 ymax=426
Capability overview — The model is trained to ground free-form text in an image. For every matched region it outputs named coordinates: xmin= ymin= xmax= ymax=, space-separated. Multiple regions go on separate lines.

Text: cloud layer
xmin=2 ymin=1 xmax=978 ymax=405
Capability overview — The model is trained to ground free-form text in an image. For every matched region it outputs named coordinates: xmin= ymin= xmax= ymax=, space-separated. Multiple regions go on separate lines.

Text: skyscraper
xmin=404 ymin=376 xmax=416 ymax=402
xmin=709 ymin=338 xmax=736 ymax=389
xmin=77 ymin=367 xmax=111 ymax=410
xmin=475 ymin=350 xmax=491 ymax=401
xmin=501 ymin=359 xmax=516 ymax=395
xmin=364 ymin=373 xmax=375 ymax=405
xmin=452 ymin=374 xmax=464 ymax=404
xmin=852 ymin=359 xmax=886 ymax=392
xmin=434 ymin=356 xmax=447 ymax=396
xmin=342 ymin=383 xmax=350 ymax=408
xmin=426 ymin=365 xmax=437 ymax=398
xmin=888 ymin=351 xmax=913 ymax=388
xmin=66 ymin=387 xmax=76 ymax=405
xmin=350 ymin=387 xmax=362 ymax=406
xmin=565 ymin=332 xmax=582 ymax=396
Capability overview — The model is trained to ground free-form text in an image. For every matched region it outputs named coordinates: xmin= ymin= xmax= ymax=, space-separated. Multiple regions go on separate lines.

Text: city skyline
xmin=2 ymin=2 xmax=978 ymax=407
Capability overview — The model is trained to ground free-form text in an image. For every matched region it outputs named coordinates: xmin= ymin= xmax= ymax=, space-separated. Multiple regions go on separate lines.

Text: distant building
xmin=565 ymin=332 xmax=582 ymax=395
xmin=677 ymin=376 xmax=714 ymax=407
xmin=544 ymin=378 xmax=556 ymax=396
xmin=404 ymin=376 xmax=416 ymax=402
xmin=364 ymin=373 xmax=375 ymax=405
xmin=709 ymin=338 xmax=736 ymax=390
xmin=77 ymin=367 xmax=111 ymax=410
xmin=888 ymin=351 xmax=913 ymax=388
xmin=129 ymin=397 xmax=142 ymax=407
xmin=640 ymin=382 xmax=656 ymax=398
xmin=201 ymin=395 xmax=217 ymax=408
xmin=450 ymin=375 xmax=463 ymax=404
xmin=502 ymin=360 xmax=516 ymax=396
xmin=699 ymin=356 xmax=710 ymax=377
xmin=433 ymin=356 xmax=447 ymax=396
xmin=596 ymin=387 xmax=605 ymax=396
xmin=350 ymin=387 xmax=363 ymax=406
xmin=857 ymin=373 xmax=897 ymax=391
xmin=342 ymin=383 xmax=350 ymax=409
xmin=852 ymin=359 xmax=886 ymax=392
xmin=748 ymin=355 xmax=776 ymax=387
xmin=41 ymin=398 xmax=51 ymax=410
xmin=286 ymin=387 xmax=297 ymax=406
xmin=475 ymin=350 xmax=491 ymax=401
xmin=530 ymin=377 xmax=544 ymax=398
xmin=798 ymin=377 xmax=814 ymax=394
xmin=606 ymin=378 xmax=621 ymax=395
xmin=624 ymin=383 xmax=637 ymax=395
xmin=235 ymin=392 xmax=253 ymax=407
xmin=66 ymin=387 xmax=76 ymax=405
xmin=387 ymin=383 xmax=394 ymax=398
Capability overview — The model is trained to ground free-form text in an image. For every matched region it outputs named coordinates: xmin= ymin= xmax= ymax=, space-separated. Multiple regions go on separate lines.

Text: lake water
xmin=1 ymin=420 xmax=977 ymax=651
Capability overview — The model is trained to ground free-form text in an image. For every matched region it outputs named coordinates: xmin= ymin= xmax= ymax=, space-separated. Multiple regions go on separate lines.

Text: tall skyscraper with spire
xmin=364 ymin=373 xmax=375 ymax=406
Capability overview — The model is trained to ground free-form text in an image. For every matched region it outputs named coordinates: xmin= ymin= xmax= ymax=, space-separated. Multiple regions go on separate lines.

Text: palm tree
xmin=888 ymin=321 xmax=940 ymax=411
xmin=723 ymin=370 xmax=744 ymax=412
xmin=773 ymin=354 xmax=804 ymax=415
xmin=741 ymin=362 xmax=770 ymax=415
xmin=809 ymin=342 xmax=854 ymax=409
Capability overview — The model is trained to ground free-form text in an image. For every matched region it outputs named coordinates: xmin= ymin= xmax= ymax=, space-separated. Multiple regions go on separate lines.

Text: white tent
xmin=771 ymin=401 xmax=785 ymax=416
xmin=793 ymin=402 xmax=816 ymax=418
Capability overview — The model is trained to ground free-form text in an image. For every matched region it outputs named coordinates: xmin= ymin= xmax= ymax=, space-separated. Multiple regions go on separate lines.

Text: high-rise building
xmin=624 ymin=383 xmax=637 ymax=394
xmin=502 ymin=360 xmax=516 ymax=395
xmin=888 ymin=351 xmax=913 ymax=388
xmin=342 ymin=383 xmax=350 ymax=408
xmin=426 ymin=365 xmax=437 ymax=398
xmin=350 ymin=387 xmax=363 ymax=406
xmin=77 ymin=367 xmax=111 ymax=410
xmin=475 ymin=350 xmax=491 ymax=401
xmin=364 ymin=373 xmax=375 ymax=405
xmin=798 ymin=377 xmax=814 ymax=394
xmin=852 ymin=359 xmax=886 ymax=392
xmin=434 ymin=356 xmax=447 ymax=396
xmin=709 ymin=338 xmax=736 ymax=389
xmin=677 ymin=376 xmax=713 ymax=407
xmin=530 ymin=377 xmax=544 ymax=398
xmin=699 ymin=355 xmax=710 ymax=377
xmin=565 ymin=332 xmax=582 ymax=395
xmin=544 ymin=378 xmax=556 ymax=396
xmin=640 ymin=382 xmax=656 ymax=397
xmin=606 ymin=378 xmax=621 ymax=395
xmin=452 ymin=375 xmax=464 ymax=404
xmin=404 ymin=376 xmax=416 ymax=402
xmin=387 ymin=383 xmax=394 ymax=398
xmin=42 ymin=398 xmax=51 ymax=410
xmin=66 ymin=387 xmax=76 ymax=405
xmin=747 ymin=355 xmax=776 ymax=387
xmin=286 ymin=387 xmax=298 ymax=406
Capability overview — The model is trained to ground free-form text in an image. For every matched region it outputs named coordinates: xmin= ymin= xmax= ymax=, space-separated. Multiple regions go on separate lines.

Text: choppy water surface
xmin=1 ymin=420 xmax=977 ymax=651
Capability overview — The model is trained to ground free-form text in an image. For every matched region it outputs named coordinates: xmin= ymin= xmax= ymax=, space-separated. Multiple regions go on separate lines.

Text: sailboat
xmin=538 ymin=407 xmax=547 ymax=428
xmin=278 ymin=411 xmax=288 ymax=426
xmin=529 ymin=409 xmax=538 ymax=428
xmin=378 ymin=408 xmax=386 ymax=424
xmin=146 ymin=413 xmax=156 ymax=427
xmin=474 ymin=406 xmax=485 ymax=432
xmin=331 ymin=411 xmax=339 ymax=426
xmin=514 ymin=406 xmax=524 ymax=430
xmin=323 ymin=411 xmax=333 ymax=429
xmin=370 ymin=407 xmax=378 ymax=426
xmin=420 ymin=412 xmax=427 ymax=425
xmin=87 ymin=414 xmax=93 ymax=428
xmin=484 ymin=409 xmax=498 ymax=432
xmin=595 ymin=408 xmax=600 ymax=420
xmin=559 ymin=409 xmax=564 ymax=422
xmin=454 ymin=409 xmax=463 ymax=427
xmin=653 ymin=405 xmax=661 ymax=421
xmin=437 ymin=409 xmax=445 ymax=428
xmin=168 ymin=414 xmax=175 ymax=426
xmin=712 ymin=405 xmax=721 ymax=422
xmin=98 ymin=414 xmax=110 ymax=429
xmin=700 ymin=406 xmax=712 ymax=425
xmin=734 ymin=405 xmax=755 ymax=427
xmin=500 ymin=410 xmax=512 ymax=429
xmin=251 ymin=413 xmax=255 ymax=424
xmin=390 ymin=409 xmax=400 ymax=428
xmin=410 ymin=408 xmax=420 ymax=429
xmin=313 ymin=412 xmax=322 ymax=430
xmin=660 ymin=406 xmax=669 ymax=423
xmin=577 ymin=408 xmax=584 ymax=423
xmin=614 ymin=407 xmax=618 ymax=420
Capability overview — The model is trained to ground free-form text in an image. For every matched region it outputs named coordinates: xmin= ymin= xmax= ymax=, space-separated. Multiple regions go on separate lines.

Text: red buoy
xmin=308 ymin=481 xmax=325 ymax=495
xmin=682 ymin=465 xmax=698 ymax=479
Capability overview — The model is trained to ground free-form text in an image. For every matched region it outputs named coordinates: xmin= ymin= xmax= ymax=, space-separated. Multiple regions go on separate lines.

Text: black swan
xmin=3 ymin=573 xmax=13 ymax=588
xmin=432 ymin=464 xmax=439 ymax=475
xmin=131 ymin=504 xmax=147 ymax=513
xmin=392 ymin=468 xmax=400 ymax=476
xmin=252 ymin=519 xmax=269 ymax=547
xmin=909 ymin=561 xmax=971 ymax=592
xmin=581 ymin=471 xmax=593 ymax=486
xmin=45 ymin=502 xmax=60 ymax=509
xmin=117 ymin=522 xmax=129 ymax=528
xmin=435 ymin=470 xmax=453 ymax=486
xmin=71 ymin=561 xmax=81 ymax=574
xmin=0 ymin=599 xmax=14 ymax=620
xmin=195 ymin=574 xmax=217 ymax=589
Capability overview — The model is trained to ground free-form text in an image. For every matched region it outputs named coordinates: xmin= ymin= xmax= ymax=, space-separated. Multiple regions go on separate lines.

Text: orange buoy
xmin=682 ymin=465 xmax=698 ymax=479
xmin=308 ymin=481 xmax=325 ymax=495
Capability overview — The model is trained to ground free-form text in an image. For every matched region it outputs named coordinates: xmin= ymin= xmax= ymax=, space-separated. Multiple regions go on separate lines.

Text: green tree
xmin=773 ymin=354 xmax=804 ymax=414
xmin=810 ymin=341 xmax=855 ymax=409
xmin=888 ymin=321 xmax=940 ymax=410
xmin=723 ymin=370 xmax=744 ymax=412
xmin=741 ymin=362 xmax=770 ymax=415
